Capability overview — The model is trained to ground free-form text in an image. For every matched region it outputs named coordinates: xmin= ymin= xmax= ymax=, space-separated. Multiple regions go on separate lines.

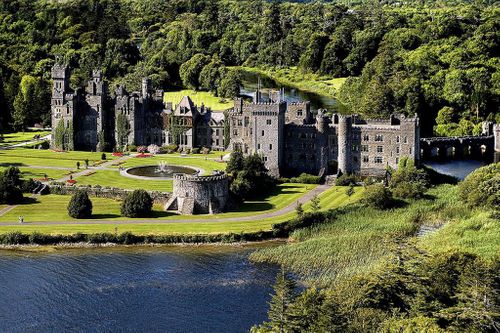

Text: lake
xmin=425 ymin=159 xmax=486 ymax=180
xmin=0 ymin=245 xmax=278 ymax=333
xmin=240 ymin=70 xmax=338 ymax=111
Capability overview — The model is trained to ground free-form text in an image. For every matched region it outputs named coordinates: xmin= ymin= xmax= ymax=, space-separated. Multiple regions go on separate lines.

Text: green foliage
xmin=310 ymin=194 xmax=321 ymax=212
xmin=115 ymin=112 xmax=129 ymax=150
xmin=67 ymin=190 xmax=93 ymax=219
xmin=458 ymin=162 xmax=499 ymax=209
xmin=120 ymin=189 xmax=153 ymax=218
xmin=389 ymin=158 xmax=429 ymax=199
xmin=226 ymin=150 xmax=244 ymax=175
xmin=179 ymin=53 xmax=211 ymax=90
xmin=217 ymin=68 xmax=241 ymax=98
xmin=335 ymin=173 xmax=357 ymax=186
xmin=362 ymin=184 xmax=394 ymax=209
xmin=289 ymin=173 xmax=321 ymax=184
xmin=53 ymin=120 xmax=65 ymax=150
xmin=12 ymin=75 xmax=50 ymax=130
xmin=0 ymin=167 xmax=23 ymax=204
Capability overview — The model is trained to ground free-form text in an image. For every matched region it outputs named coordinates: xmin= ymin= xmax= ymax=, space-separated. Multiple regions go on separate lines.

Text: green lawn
xmin=164 ymin=90 xmax=233 ymax=111
xmin=238 ymin=66 xmax=347 ymax=99
xmin=0 ymin=167 xmax=72 ymax=181
xmin=0 ymin=185 xmax=361 ymax=235
xmin=0 ymin=148 xmax=116 ymax=168
xmin=74 ymin=170 xmax=173 ymax=192
xmin=117 ymin=154 xmax=226 ymax=175
xmin=0 ymin=131 xmax=51 ymax=147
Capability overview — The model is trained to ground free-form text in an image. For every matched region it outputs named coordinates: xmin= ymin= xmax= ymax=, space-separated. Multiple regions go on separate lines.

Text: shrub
xmin=335 ymin=173 xmax=358 ymax=186
xmin=362 ymin=184 xmax=394 ymax=209
xmin=389 ymin=158 xmax=429 ymax=199
xmin=290 ymin=173 xmax=322 ymax=184
xmin=101 ymin=153 xmax=106 ymax=160
xmin=0 ymin=181 xmax=23 ymax=204
xmin=191 ymin=147 xmax=201 ymax=154
xmin=121 ymin=189 xmax=153 ymax=217
xmin=67 ymin=190 xmax=93 ymax=219
xmin=458 ymin=163 xmax=500 ymax=209
xmin=161 ymin=144 xmax=178 ymax=153
xmin=21 ymin=178 xmax=40 ymax=193
xmin=137 ymin=146 xmax=147 ymax=153
xmin=147 ymin=144 xmax=160 ymax=154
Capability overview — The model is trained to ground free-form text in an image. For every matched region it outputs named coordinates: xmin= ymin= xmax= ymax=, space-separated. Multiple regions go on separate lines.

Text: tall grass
xmin=250 ymin=185 xmax=483 ymax=286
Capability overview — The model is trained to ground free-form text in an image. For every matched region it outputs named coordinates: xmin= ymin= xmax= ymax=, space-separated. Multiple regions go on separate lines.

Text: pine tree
xmin=266 ymin=268 xmax=296 ymax=333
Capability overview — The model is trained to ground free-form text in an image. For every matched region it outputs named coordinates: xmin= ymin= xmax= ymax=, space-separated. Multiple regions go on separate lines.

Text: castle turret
xmin=142 ymin=78 xmax=152 ymax=97
xmin=337 ymin=115 xmax=352 ymax=174
xmin=494 ymin=124 xmax=500 ymax=152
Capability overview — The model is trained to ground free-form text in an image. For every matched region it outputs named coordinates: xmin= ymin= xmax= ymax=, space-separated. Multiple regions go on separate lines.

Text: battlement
xmin=173 ymin=172 xmax=228 ymax=182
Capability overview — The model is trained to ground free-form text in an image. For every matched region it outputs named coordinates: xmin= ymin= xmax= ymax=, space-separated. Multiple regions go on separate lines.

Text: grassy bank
xmin=0 ymin=130 xmax=51 ymax=147
xmin=250 ymin=185 xmax=497 ymax=286
xmin=163 ymin=90 xmax=232 ymax=111
xmin=238 ymin=66 xmax=346 ymax=99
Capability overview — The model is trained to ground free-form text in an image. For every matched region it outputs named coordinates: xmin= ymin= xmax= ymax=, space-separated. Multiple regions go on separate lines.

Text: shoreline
xmin=0 ymin=238 xmax=286 ymax=252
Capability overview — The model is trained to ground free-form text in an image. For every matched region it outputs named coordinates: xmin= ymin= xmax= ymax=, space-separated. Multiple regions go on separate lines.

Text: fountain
xmin=122 ymin=162 xmax=200 ymax=180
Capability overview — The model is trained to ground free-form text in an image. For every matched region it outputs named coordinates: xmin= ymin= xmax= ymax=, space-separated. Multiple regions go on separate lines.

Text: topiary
xmin=67 ymin=190 xmax=93 ymax=219
xmin=120 ymin=189 xmax=153 ymax=218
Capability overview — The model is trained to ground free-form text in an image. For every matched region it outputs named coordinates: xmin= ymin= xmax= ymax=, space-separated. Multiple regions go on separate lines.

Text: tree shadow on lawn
xmin=18 ymin=197 xmax=39 ymax=205
xmin=91 ymin=213 xmax=122 ymax=219
xmin=231 ymin=202 xmax=274 ymax=213
xmin=0 ymin=162 xmax=26 ymax=167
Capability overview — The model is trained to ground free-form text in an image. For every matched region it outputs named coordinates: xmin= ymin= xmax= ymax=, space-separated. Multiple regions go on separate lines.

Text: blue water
xmin=425 ymin=159 xmax=485 ymax=180
xmin=0 ymin=246 xmax=278 ymax=333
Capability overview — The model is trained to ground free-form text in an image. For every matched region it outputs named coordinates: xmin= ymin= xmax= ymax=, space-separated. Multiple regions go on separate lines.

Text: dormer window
xmin=297 ymin=110 xmax=303 ymax=116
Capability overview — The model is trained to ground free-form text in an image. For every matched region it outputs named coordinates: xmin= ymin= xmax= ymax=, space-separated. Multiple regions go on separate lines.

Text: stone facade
xmin=228 ymin=97 xmax=420 ymax=177
xmin=165 ymin=172 xmax=229 ymax=214
xmin=51 ymin=64 xmax=226 ymax=152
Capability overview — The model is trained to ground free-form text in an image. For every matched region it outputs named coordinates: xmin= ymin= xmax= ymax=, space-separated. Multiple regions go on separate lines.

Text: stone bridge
xmin=420 ymin=135 xmax=495 ymax=160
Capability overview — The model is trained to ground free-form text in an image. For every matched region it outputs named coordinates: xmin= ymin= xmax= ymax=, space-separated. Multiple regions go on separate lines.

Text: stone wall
xmin=166 ymin=173 xmax=229 ymax=214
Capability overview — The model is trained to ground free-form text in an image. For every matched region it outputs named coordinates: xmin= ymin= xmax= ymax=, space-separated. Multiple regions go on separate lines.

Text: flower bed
xmin=66 ymin=179 xmax=77 ymax=185
xmin=50 ymin=149 xmax=67 ymax=153
xmin=112 ymin=152 xmax=123 ymax=157
xmin=135 ymin=153 xmax=152 ymax=158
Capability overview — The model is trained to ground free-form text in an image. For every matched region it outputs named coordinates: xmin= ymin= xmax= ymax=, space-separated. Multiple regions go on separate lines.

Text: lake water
xmin=0 ymin=245 xmax=278 ymax=333
xmin=240 ymin=70 xmax=338 ymax=111
xmin=425 ymin=159 xmax=486 ymax=180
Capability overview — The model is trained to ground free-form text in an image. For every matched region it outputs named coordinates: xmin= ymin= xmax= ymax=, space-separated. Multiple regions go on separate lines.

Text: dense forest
xmin=0 ymin=0 xmax=498 ymax=136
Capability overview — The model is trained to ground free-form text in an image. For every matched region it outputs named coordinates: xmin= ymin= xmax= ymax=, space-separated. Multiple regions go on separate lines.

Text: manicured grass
xmin=0 ymin=131 xmax=51 ymax=147
xmin=164 ymin=90 xmax=233 ymax=111
xmin=0 ymin=185 xmax=361 ymax=235
xmin=0 ymin=148 xmax=116 ymax=168
xmin=117 ymin=154 xmax=226 ymax=175
xmin=74 ymin=170 xmax=173 ymax=192
xmin=238 ymin=66 xmax=347 ymax=99
xmin=0 ymin=167 xmax=72 ymax=181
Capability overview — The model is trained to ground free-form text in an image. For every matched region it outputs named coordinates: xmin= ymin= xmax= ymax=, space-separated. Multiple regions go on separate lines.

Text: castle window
xmin=297 ymin=110 xmax=303 ymax=116
xmin=310 ymin=154 xmax=315 ymax=160
xmin=363 ymin=155 xmax=369 ymax=163
xmin=266 ymin=119 xmax=272 ymax=125
xmin=250 ymin=127 xmax=253 ymax=135
xmin=396 ymin=136 xmax=400 ymax=143
xmin=353 ymin=156 xmax=358 ymax=163
xmin=257 ymin=144 xmax=261 ymax=150
xmin=263 ymin=156 xmax=268 ymax=162
xmin=396 ymin=157 xmax=399 ymax=164
xmin=216 ymin=129 xmax=219 ymax=136
xmin=238 ymin=119 xmax=243 ymax=126
xmin=216 ymin=139 xmax=220 ymax=146
xmin=351 ymin=144 xmax=359 ymax=152
xmin=300 ymin=133 xmax=306 ymax=139
xmin=409 ymin=147 xmax=412 ymax=154
xmin=261 ymin=130 xmax=265 ymax=136
xmin=375 ymin=134 xmax=384 ymax=142
xmin=374 ymin=156 xmax=383 ymax=164
xmin=396 ymin=146 xmax=400 ymax=154
xmin=403 ymin=136 xmax=408 ymax=144
xmin=361 ymin=145 xmax=368 ymax=152
xmin=363 ymin=134 xmax=369 ymax=141
xmin=377 ymin=146 xmax=383 ymax=153
xmin=233 ymin=129 xmax=238 ymax=136
xmin=244 ymin=117 xmax=249 ymax=126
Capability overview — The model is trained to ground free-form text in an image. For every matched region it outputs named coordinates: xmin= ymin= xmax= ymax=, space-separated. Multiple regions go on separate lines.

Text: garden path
xmin=0 ymin=134 xmax=51 ymax=150
xmin=0 ymin=184 xmax=331 ymax=225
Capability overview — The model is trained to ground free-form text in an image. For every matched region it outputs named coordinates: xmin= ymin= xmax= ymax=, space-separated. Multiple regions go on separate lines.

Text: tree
xmin=362 ymin=184 xmax=394 ymax=209
xmin=389 ymin=158 xmax=428 ymax=199
xmin=265 ymin=268 xmax=296 ymax=333
xmin=310 ymin=194 xmax=321 ymax=212
xmin=67 ymin=190 xmax=92 ymax=219
xmin=53 ymin=120 xmax=66 ymax=150
xmin=12 ymin=75 xmax=50 ymax=130
xmin=226 ymin=150 xmax=244 ymax=175
xmin=0 ymin=167 xmax=23 ymax=204
xmin=121 ymin=189 xmax=153 ymax=218
xmin=115 ymin=113 xmax=129 ymax=150
xmin=458 ymin=163 xmax=500 ymax=209
xmin=218 ymin=69 xmax=241 ymax=98
xmin=295 ymin=202 xmax=304 ymax=217
xmin=179 ymin=53 xmax=211 ymax=90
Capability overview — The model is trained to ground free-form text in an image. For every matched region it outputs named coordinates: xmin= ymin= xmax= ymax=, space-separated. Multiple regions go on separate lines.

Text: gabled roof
xmin=174 ymin=96 xmax=196 ymax=116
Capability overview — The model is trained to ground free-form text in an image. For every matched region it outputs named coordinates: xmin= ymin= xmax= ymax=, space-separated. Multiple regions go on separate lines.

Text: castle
xmin=51 ymin=64 xmax=420 ymax=177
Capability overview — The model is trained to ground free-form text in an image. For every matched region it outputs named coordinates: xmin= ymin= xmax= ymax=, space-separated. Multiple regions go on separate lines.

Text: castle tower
xmin=494 ymin=124 xmax=500 ymax=152
xmin=142 ymin=78 xmax=152 ymax=97
xmin=51 ymin=63 xmax=76 ymax=150
xmin=337 ymin=115 xmax=352 ymax=174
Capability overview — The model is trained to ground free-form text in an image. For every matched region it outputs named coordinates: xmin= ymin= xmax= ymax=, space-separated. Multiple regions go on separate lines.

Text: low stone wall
xmin=48 ymin=184 xmax=170 ymax=204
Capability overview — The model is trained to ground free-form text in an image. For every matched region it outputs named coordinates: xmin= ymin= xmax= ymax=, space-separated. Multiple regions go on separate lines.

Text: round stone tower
xmin=165 ymin=172 xmax=229 ymax=215
xmin=337 ymin=115 xmax=352 ymax=174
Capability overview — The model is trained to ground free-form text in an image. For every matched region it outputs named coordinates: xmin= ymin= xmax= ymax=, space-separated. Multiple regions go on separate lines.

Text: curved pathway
xmin=0 ymin=184 xmax=331 ymax=226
